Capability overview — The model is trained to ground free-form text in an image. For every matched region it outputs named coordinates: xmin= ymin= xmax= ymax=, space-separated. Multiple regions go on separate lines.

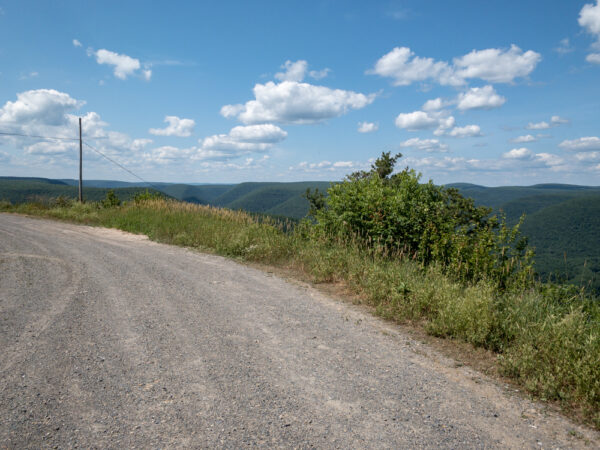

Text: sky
xmin=0 ymin=0 xmax=599 ymax=186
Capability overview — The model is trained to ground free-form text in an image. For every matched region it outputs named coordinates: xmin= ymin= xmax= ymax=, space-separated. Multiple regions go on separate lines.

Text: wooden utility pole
xmin=78 ymin=117 xmax=83 ymax=202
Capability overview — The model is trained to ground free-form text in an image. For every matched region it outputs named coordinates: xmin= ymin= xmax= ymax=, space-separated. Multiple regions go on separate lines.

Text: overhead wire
xmin=1 ymin=127 xmax=164 ymax=194
xmin=83 ymin=142 xmax=164 ymax=193
xmin=0 ymin=130 xmax=79 ymax=141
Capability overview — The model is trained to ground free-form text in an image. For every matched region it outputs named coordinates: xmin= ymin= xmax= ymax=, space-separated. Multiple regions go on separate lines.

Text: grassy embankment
xmin=1 ymin=197 xmax=598 ymax=428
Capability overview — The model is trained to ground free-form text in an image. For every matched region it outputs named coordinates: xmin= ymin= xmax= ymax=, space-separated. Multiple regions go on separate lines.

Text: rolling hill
xmin=2 ymin=176 xmax=598 ymax=293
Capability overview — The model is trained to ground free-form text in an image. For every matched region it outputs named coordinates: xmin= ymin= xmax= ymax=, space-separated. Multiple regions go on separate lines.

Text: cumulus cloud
xmin=357 ymin=121 xmax=378 ymax=133
xmin=559 ymin=136 xmax=600 ymax=151
xmin=526 ymin=121 xmax=550 ymax=130
xmin=554 ymin=38 xmax=574 ymax=54
xmin=399 ymin=137 xmax=448 ymax=152
xmin=452 ymin=45 xmax=541 ymax=83
xmin=198 ymin=124 xmax=287 ymax=158
xmin=503 ymin=147 xmax=533 ymax=159
xmin=579 ymin=1 xmax=600 ymax=62
xmin=369 ymin=45 xmax=541 ymax=86
xmin=274 ymin=60 xmax=331 ymax=82
xmin=290 ymin=160 xmax=365 ymax=173
xmin=535 ymin=153 xmax=564 ymax=167
xmin=395 ymin=111 xmax=439 ymax=130
xmin=456 ymin=85 xmax=506 ymax=110
xmin=275 ymin=60 xmax=308 ymax=82
xmin=221 ymin=81 xmax=375 ymax=125
xmin=575 ymin=151 xmax=600 ymax=161
xmin=550 ymin=115 xmax=569 ymax=125
xmin=526 ymin=115 xmax=569 ymax=130
xmin=0 ymin=151 xmax=10 ymax=163
xmin=510 ymin=134 xmax=536 ymax=143
xmin=72 ymin=39 xmax=82 ymax=47
xmin=587 ymin=53 xmax=600 ymax=63
xmin=368 ymin=47 xmax=460 ymax=86
xmin=0 ymin=89 xmax=84 ymax=127
xmin=309 ymin=68 xmax=331 ymax=79
xmin=394 ymin=110 xmax=458 ymax=137
xmin=422 ymin=97 xmax=451 ymax=111
xmin=149 ymin=116 xmax=195 ymax=137
xmin=447 ymin=125 xmax=482 ymax=138
xmin=0 ymin=89 xmax=160 ymax=164
xmin=88 ymin=48 xmax=151 ymax=80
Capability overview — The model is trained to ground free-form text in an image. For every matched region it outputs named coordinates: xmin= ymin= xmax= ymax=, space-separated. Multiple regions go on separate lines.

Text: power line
xmin=0 ymin=130 xmax=79 ymax=141
xmin=83 ymin=142 xmax=164 ymax=192
xmin=1 ymin=126 xmax=164 ymax=194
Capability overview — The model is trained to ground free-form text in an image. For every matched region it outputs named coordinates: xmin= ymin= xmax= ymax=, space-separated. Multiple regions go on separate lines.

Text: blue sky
xmin=0 ymin=0 xmax=599 ymax=185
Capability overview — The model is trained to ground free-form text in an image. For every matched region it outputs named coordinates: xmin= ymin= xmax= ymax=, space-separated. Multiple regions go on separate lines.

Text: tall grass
xmin=2 ymin=198 xmax=598 ymax=427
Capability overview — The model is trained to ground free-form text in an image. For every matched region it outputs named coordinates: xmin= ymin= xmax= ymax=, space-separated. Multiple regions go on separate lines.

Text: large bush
xmin=307 ymin=152 xmax=534 ymax=289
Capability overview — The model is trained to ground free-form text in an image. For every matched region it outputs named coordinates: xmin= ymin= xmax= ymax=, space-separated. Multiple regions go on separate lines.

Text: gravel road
xmin=0 ymin=213 xmax=597 ymax=448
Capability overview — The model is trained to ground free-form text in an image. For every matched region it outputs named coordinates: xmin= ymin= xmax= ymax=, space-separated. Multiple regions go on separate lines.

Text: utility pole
xmin=78 ymin=117 xmax=83 ymax=203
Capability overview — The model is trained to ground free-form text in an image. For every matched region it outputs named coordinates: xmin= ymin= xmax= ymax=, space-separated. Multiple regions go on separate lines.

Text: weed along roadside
xmin=1 ymin=153 xmax=599 ymax=430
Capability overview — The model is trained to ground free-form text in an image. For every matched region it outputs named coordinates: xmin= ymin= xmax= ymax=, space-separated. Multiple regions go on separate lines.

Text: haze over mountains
xmin=1 ymin=176 xmax=599 ymax=293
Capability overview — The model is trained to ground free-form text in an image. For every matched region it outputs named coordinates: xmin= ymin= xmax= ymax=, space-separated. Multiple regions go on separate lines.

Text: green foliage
xmin=133 ymin=189 xmax=164 ymax=203
xmin=101 ymin=190 xmax=121 ymax=208
xmin=309 ymin=152 xmax=534 ymax=290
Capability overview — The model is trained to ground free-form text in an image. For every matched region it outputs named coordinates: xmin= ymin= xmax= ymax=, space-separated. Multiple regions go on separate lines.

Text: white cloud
xmin=395 ymin=110 xmax=439 ymax=130
xmin=587 ymin=53 xmax=600 ymax=63
xmin=369 ymin=45 xmax=541 ymax=86
xmin=221 ymin=80 xmax=375 ymax=125
xmin=274 ymin=60 xmax=330 ymax=81
xmin=559 ymin=136 xmax=600 ymax=151
xmin=526 ymin=115 xmax=569 ymax=130
xmin=93 ymin=49 xmax=150 ymax=80
xmin=432 ymin=115 xmax=456 ymax=136
xmin=526 ymin=121 xmax=550 ymax=130
xmin=422 ymin=97 xmax=451 ymax=111
xmin=575 ymin=151 xmax=600 ymax=162
xmin=290 ymin=159 xmax=365 ymax=173
xmin=368 ymin=47 xmax=460 ymax=86
xmin=0 ymin=151 xmax=10 ymax=163
xmin=510 ymin=134 xmax=536 ymax=143
xmin=275 ymin=60 xmax=308 ymax=82
xmin=551 ymin=115 xmax=569 ymax=125
xmin=357 ymin=121 xmax=378 ymax=133
xmin=535 ymin=153 xmax=564 ymax=167
xmin=399 ymin=137 xmax=448 ymax=152
xmin=141 ymin=145 xmax=195 ymax=165
xmin=149 ymin=116 xmax=195 ymax=137
xmin=453 ymin=45 xmax=541 ymax=83
xmin=198 ymin=124 xmax=287 ymax=158
xmin=24 ymin=140 xmax=78 ymax=155
xmin=503 ymin=148 xmax=533 ymax=159
xmin=132 ymin=138 xmax=153 ymax=151
xmin=18 ymin=71 xmax=39 ymax=80
xmin=456 ymin=85 xmax=506 ymax=110
xmin=72 ymin=39 xmax=82 ymax=47
xmin=447 ymin=125 xmax=482 ymax=138
xmin=0 ymin=89 xmax=84 ymax=127
xmin=309 ymin=68 xmax=331 ymax=79
xmin=579 ymin=1 xmax=600 ymax=54
xmin=554 ymin=38 xmax=574 ymax=54
xmin=228 ymin=123 xmax=287 ymax=143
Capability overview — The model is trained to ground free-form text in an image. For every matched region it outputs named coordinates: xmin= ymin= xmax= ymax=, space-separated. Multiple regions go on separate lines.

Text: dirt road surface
xmin=0 ymin=214 xmax=597 ymax=448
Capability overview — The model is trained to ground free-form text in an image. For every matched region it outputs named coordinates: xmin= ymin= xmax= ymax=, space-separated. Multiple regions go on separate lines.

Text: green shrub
xmin=101 ymin=190 xmax=121 ymax=208
xmin=307 ymin=152 xmax=534 ymax=290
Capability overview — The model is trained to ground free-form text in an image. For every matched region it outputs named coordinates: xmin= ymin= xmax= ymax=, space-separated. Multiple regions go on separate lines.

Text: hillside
xmin=520 ymin=195 xmax=600 ymax=292
xmin=3 ymin=176 xmax=599 ymax=292
xmin=451 ymin=183 xmax=600 ymax=292
xmin=0 ymin=178 xmax=164 ymax=204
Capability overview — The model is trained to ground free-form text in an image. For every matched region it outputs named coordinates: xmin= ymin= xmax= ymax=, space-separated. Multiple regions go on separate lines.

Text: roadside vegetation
xmin=1 ymin=155 xmax=598 ymax=428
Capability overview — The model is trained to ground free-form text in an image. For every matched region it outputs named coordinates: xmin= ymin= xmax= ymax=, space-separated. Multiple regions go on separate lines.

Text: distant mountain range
xmin=2 ymin=176 xmax=599 ymax=293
